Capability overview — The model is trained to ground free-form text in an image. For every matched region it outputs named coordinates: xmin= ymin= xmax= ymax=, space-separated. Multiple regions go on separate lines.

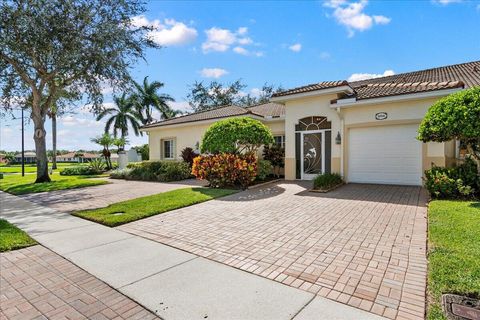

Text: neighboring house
xmin=142 ymin=60 xmax=480 ymax=186
xmin=14 ymin=151 xmax=36 ymax=163
xmin=56 ymin=152 xmax=100 ymax=163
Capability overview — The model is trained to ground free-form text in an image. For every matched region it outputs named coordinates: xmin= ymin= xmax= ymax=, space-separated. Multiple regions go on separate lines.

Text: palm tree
xmin=90 ymin=133 xmax=114 ymax=169
xmin=132 ymin=76 xmax=178 ymax=124
xmin=96 ymin=93 xmax=141 ymax=139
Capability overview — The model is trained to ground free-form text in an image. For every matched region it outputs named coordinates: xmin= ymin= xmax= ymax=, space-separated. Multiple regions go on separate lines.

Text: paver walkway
xmin=0 ymin=191 xmax=384 ymax=320
xmin=0 ymin=245 xmax=158 ymax=320
xmin=118 ymin=182 xmax=428 ymax=320
xmin=19 ymin=178 xmax=206 ymax=212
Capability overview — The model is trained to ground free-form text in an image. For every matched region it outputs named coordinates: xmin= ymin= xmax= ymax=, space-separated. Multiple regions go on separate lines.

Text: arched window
xmin=295 ymin=116 xmax=331 ymax=131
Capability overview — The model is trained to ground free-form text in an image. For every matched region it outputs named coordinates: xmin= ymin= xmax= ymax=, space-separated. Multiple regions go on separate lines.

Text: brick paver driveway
xmin=119 ymin=182 xmax=428 ymax=320
xmin=0 ymin=245 xmax=158 ymax=320
xmin=19 ymin=178 xmax=206 ymax=212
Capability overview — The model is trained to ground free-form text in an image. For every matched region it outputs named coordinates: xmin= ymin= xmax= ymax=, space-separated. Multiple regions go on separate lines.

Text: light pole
xmin=21 ymin=107 xmax=25 ymax=177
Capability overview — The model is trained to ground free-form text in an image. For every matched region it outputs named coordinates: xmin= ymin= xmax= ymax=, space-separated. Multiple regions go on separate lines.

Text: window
xmin=273 ymin=135 xmax=285 ymax=148
xmin=162 ymin=139 xmax=174 ymax=159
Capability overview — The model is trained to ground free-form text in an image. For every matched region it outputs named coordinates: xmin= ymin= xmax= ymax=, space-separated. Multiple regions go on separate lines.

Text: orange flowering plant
xmin=192 ymin=153 xmax=257 ymax=189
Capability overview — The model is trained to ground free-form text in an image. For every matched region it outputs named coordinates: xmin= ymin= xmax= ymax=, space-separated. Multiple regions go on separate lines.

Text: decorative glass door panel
xmin=302 ymin=132 xmax=323 ymax=179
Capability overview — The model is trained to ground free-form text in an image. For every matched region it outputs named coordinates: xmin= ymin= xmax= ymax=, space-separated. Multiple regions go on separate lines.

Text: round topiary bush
xmin=201 ymin=117 xmax=274 ymax=155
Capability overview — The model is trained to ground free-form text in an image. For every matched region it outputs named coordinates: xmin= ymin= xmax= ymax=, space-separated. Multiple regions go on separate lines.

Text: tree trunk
xmin=32 ymin=111 xmax=51 ymax=183
xmin=51 ymin=113 xmax=57 ymax=170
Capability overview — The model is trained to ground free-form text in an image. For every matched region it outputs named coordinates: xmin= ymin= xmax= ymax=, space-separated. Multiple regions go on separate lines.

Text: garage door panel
xmin=348 ymin=124 xmax=422 ymax=186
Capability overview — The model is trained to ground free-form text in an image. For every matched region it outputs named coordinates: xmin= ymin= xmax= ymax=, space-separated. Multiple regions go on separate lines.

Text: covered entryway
xmin=348 ymin=124 xmax=422 ymax=185
xmin=295 ymin=116 xmax=332 ymax=180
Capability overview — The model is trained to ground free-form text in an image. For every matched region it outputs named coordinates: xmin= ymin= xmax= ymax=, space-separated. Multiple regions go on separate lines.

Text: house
xmin=14 ymin=151 xmax=36 ymax=163
xmin=56 ymin=152 xmax=100 ymax=163
xmin=142 ymin=60 xmax=480 ymax=186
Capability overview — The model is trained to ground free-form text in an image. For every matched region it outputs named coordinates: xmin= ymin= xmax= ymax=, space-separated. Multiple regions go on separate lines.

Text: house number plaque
xmin=375 ymin=112 xmax=388 ymax=120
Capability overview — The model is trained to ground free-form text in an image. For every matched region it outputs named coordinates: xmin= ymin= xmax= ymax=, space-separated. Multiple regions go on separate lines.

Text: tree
xmin=201 ymin=117 xmax=274 ymax=155
xmin=113 ymin=137 xmax=128 ymax=153
xmin=263 ymin=144 xmax=285 ymax=177
xmin=238 ymin=83 xmax=283 ymax=106
xmin=187 ymin=81 xmax=282 ymax=112
xmin=132 ymin=76 xmax=177 ymax=124
xmin=187 ymin=80 xmax=246 ymax=112
xmin=91 ymin=133 xmax=114 ymax=170
xmin=418 ymin=87 xmax=480 ymax=161
xmin=96 ymin=93 xmax=141 ymax=139
xmin=0 ymin=0 xmax=156 ymax=182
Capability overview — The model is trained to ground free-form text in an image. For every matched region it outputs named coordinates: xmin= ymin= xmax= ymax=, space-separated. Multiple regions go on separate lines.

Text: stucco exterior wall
xmin=283 ymin=94 xmax=341 ymax=180
xmin=282 ymin=94 xmax=455 ymax=180
xmin=146 ymin=118 xmax=285 ymax=161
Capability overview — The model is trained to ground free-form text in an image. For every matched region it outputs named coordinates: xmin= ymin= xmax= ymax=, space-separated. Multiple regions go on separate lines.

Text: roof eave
xmin=271 ymin=85 xmax=355 ymax=103
xmin=330 ymin=87 xmax=463 ymax=109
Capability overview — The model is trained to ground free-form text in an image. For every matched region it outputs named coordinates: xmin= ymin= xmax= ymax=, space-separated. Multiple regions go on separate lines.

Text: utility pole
xmin=21 ymin=107 xmax=25 ymax=177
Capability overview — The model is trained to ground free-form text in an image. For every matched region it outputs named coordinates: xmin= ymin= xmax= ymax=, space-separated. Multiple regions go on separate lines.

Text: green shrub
xmin=192 ymin=153 xmax=257 ymax=189
xmin=313 ymin=173 xmax=343 ymax=190
xmin=124 ymin=161 xmax=191 ymax=182
xmin=257 ymin=160 xmax=273 ymax=181
xmin=88 ymin=159 xmax=106 ymax=172
xmin=201 ymin=117 xmax=274 ymax=154
xmin=0 ymin=173 xmax=3 ymax=179
xmin=60 ymin=166 xmax=101 ymax=176
xmin=424 ymin=158 xmax=479 ymax=199
xmin=110 ymin=168 xmax=132 ymax=179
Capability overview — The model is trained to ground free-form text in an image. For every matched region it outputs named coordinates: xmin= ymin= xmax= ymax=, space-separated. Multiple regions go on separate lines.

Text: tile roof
xmin=352 ymin=80 xmax=465 ymax=101
xmin=272 ymin=81 xmax=349 ymax=98
xmin=142 ymin=102 xmax=285 ymax=129
xmin=247 ymin=102 xmax=285 ymax=118
xmin=274 ymin=60 xmax=480 ymax=101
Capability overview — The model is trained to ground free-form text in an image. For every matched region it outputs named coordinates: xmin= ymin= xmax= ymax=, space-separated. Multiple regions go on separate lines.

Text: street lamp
xmin=21 ymin=107 xmax=25 ymax=176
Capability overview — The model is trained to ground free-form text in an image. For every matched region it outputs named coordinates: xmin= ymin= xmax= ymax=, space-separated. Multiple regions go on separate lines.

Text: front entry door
xmin=301 ymin=131 xmax=324 ymax=180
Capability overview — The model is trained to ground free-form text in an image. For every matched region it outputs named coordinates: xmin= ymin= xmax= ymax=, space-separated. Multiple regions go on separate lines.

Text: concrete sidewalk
xmin=0 ymin=191 xmax=386 ymax=320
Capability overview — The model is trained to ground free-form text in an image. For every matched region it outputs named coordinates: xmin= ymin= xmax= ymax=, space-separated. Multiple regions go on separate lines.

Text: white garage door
xmin=348 ymin=124 xmax=422 ymax=186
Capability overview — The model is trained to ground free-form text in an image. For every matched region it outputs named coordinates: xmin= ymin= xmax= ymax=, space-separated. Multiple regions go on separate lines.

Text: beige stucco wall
xmin=282 ymin=95 xmax=455 ymax=181
xmin=283 ymin=93 xmax=342 ymax=180
xmin=146 ymin=118 xmax=285 ymax=161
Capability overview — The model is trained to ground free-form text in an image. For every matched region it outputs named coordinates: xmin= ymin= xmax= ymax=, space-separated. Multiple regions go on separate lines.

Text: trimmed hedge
xmin=60 ymin=166 xmax=102 ymax=176
xmin=112 ymin=161 xmax=191 ymax=182
xmin=313 ymin=173 xmax=343 ymax=190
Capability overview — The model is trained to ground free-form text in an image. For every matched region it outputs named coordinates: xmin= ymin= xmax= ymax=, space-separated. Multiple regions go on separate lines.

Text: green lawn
xmin=74 ymin=187 xmax=237 ymax=227
xmin=0 ymin=172 xmax=108 ymax=195
xmin=427 ymin=200 xmax=480 ymax=320
xmin=0 ymin=162 xmax=86 ymax=174
xmin=0 ymin=219 xmax=36 ymax=252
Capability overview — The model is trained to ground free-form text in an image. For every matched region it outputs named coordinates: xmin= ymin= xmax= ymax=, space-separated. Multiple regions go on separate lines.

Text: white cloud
xmin=373 ymin=15 xmax=391 ymax=25
xmin=200 ymin=68 xmax=229 ymax=78
xmin=233 ymin=46 xmax=249 ymax=55
xmin=167 ymin=101 xmax=190 ymax=113
xmin=348 ymin=69 xmax=395 ymax=81
xmin=131 ymin=15 xmax=197 ymax=46
xmin=61 ymin=116 xmax=104 ymax=128
xmin=432 ymin=0 xmax=462 ymax=4
xmin=319 ymin=51 xmax=331 ymax=60
xmin=289 ymin=43 xmax=302 ymax=52
xmin=202 ymin=26 xmax=258 ymax=55
xmin=324 ymin=0 xmax=391 ymax=37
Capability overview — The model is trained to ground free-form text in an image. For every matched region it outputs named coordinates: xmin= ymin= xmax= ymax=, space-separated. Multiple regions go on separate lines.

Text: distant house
xmin=14 ymin=151 xmax=36 ymax=163
xmin=56 ymin=152 xmax=100 ymax=163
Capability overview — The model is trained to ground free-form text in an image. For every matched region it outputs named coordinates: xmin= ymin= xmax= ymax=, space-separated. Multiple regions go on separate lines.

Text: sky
xmin=1 ymin=0 xmax=480 ymax=152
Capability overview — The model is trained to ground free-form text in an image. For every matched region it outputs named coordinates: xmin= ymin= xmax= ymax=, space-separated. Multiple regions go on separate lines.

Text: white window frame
xmin=162 ymin=139 xmax=175 ymax=160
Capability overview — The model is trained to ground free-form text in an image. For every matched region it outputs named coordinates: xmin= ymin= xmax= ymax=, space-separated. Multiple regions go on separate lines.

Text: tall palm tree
xmin=132 ymin=76 xmax=178 ymax=124
xmin=96 ymin=93 xmax=141 ymax=139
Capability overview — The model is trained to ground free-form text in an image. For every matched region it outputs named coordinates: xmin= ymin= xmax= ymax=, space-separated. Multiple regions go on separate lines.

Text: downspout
xmin=336 ymin=107 xmax=345 ymax=178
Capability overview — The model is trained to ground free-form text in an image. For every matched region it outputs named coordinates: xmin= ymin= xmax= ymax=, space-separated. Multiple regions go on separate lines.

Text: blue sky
xmin=1 ymin=0 xmax=479 ymax=152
